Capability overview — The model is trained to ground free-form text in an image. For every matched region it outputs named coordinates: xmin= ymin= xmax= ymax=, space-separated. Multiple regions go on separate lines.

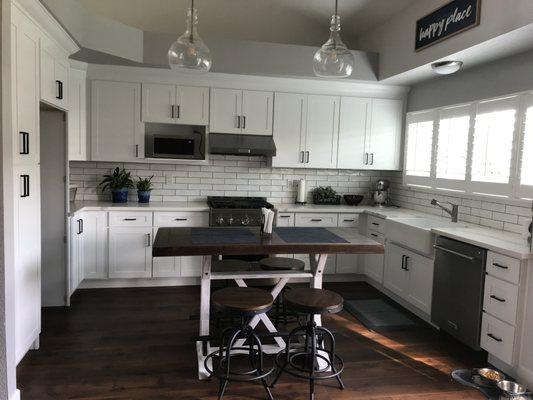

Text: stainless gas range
xmin=207 ymin=196 xmax=274 ymax=227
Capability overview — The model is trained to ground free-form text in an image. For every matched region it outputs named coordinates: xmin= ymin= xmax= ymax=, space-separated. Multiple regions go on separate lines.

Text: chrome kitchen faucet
xmin=430 ymin=199 xmax=459 ymax=222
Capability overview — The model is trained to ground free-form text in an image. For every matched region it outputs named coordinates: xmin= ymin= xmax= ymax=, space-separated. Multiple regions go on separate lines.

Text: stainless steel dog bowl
xmin=497 ymin=380 xmax=527 ymax=396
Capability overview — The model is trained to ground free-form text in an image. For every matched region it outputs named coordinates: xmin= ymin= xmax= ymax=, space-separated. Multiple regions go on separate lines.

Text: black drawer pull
xmin=123 ymin=218 xmax=137 ymax=221
xmin=490 ymin=295 xmax=506 ymax=303
xmin=492 ymin=262 xmax=508 ymax=270
xmin=370 ymin=233 xmax=378 ymax=237
xmin=311 ymin=219 xmax=322 ymax=222
xmin=371 ymin=222 xmax=380 ymax=226
xmin=279 ymin=215 xmax=291 ymax=218
xmin=487 ymin=333 xmax=503 ymax=343
xmin=19 ymin=132 xmax=29 ymax=154
xmin=175 ymin=218 xmax=188 ymax=221
xmin=343 ymin=219 xmax=355 ymax=222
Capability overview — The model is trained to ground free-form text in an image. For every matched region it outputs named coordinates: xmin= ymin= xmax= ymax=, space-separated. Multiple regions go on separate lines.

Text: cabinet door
xmin=54 ymin=56 xmax=69 ymax=110
xmin=69 ymin=216 xmax=82 ymax=296
xmin=337 ymin=97 xmax=370 ymax=169
xmin=363 ymin=231 xmax=385 ymax=282
xmin=12 ymin=8 xmax=40 ymax=165
xmin=82 ymin=212 xmax=108 ymax=280
xmin=367 ymin=99 xmax=403 ymax=170
xmin=109 ymin=227 xmax=152 ymax=278
xmin=209 ymin=88 xmax=242 ymax=134
xmin=383 ymin=243 xmax=409 ymax=297
xmin=180 ymin=256 xmax=202 ymax=277
xmin=91 ymin=81 xmax=143 ymax=161
xmin=68 ymin=68 xmax=87 ymax=161
xmin=14 ymin=165 xmax=41 ymax=364
xmin=142 ymin=83 xmax=176 ymax=124
xmin=40 ymin=36 xmax=69 ymax=110
xmin=241 ymin=90 xmax=273 ymax=136
xmin=405 ymin=251 xmax=434 ymax=314
xmin=305 ymin=95 xmax=339 ymax=169
xmin=176 ymin=86 xmax=209 ymax=125
xmin=272 ymin=93 xmax=306 ymax=168
xmin=152 ymin=227 xmax=180 ymax=278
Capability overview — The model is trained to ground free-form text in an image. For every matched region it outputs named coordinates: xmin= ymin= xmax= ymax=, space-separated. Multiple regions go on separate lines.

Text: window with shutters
xmin=404 ymin=112 xmax=435 ymax=186
xmin=519 ymin=96 xmax=533 ymax=198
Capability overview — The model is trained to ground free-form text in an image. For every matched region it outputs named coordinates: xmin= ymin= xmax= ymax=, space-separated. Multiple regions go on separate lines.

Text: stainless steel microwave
xmin=152 ymin=136 xmax=196 ymax=159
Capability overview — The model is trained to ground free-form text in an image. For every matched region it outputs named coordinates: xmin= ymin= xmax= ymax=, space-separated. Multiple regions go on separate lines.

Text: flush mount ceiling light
xmin=313 ymin=0 xmax=355 ymax=78
xmin=431 ymin=61 xmax=463 ymax=75
xmin=168 ymin=0 xmax=212 ymax=73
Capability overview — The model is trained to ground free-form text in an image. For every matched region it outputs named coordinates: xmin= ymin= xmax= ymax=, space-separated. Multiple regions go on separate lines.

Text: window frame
xmin=517 ymin=93 xmax=533 ymax=199
xmin=403 ymin=110 xmax=437 ymax=187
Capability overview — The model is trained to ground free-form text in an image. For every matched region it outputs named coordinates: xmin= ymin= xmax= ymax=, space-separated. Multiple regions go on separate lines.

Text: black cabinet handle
xmin=490 ymin=295 xmax=506 ymax=303
xmin=242 ymin=115 xmax=246 ymax=129
xmin=401 ymin=255 xmax=406 ymax=270
xmin=372 ymin=222 xmax=380 ymax=226
xmin=343 ymin=219 xmax=355 ymax=222
xmin=236 ymin=115 xmax=241 ymax=129
xmin=305 ymin=151 xmax=310 ymax=163
xmin=56 ymin=80 xmax=63 ymax=100
xmin=404 ymin=256 xmax=410 ymax=271
xmin=123 ymin=218 xmax=137 ymax=221
xmin=19 ymin=132 xmax=29 ymax=155
xmin=171 ymin=105 xmax=175 ymax=118
xmin=311 ymin=219 xmax=322 ymax=222
xmin=146 ymin=233 xmax=151 ymax=247
xmin=492 ymin=262 xmax=508 ymax=270
xmin=174 ymin=218 xmax=188 ymax=221
xmin=135 ymin=144 xmax=139 ymax=158
xmin=370 ymin=153 xmax=374 ymax=165
xmin=20 ymin=175 xmax=30 ymax=197
xmin=177 ymin=105 xmax=180 ymax=119
xmin=370 ymin=233 xmax=378 ymax=237
xmin=279 ymin=215 xmax=291 ymax=219
xmin=77 ymin=219 xmax=83 ymax=235
xmin=487 ymin=333 xmax=503 ymax=343
xmin=364 ymin=153 xmax=369 ymax=165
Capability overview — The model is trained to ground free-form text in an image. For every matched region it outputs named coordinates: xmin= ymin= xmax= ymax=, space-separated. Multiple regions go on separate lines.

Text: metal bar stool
xmin=205 ymin=287 xmax=276 ymax=400
xmin=259 ymin=257 xmax=305 ymax=327
xmin=271 ymin=288 xmax=345 ymax=400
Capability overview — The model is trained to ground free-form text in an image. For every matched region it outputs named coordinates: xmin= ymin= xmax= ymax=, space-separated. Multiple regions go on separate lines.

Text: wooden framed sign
xmin=415 ymin=0 xmax=481 ymax=52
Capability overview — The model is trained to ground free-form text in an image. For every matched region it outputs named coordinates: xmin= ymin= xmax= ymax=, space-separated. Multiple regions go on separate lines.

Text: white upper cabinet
xmin=142 ymin=83 xmax=209 ymax=125
xmin=210 ymin=88 xmax=273 ymax=135
xmin=40 ymin=34 xmax=69 ymax=110
xmin=241 ymin=90 xmax=273 ymax=135
xmin=11 ymin=6 xmax=41 ymax=165
xmin=91 ymin=80 xmax=144 ymax=162
xmin=68 ymin=65 xmax=87 ymax=161
xmin=366 ymin=99 xmax=403 ymax=170
xmin=305 ymin=95 xmax=339 ymax=169
xmin=272 ymin=93 xmax=338 ymax=168
xmin=337 ymin=97 xmax=403 ymax=170
xmin=272 ymin=93 xmax=307 ymax=167
xmin=337 ymin=97 xmax=370 ymax=169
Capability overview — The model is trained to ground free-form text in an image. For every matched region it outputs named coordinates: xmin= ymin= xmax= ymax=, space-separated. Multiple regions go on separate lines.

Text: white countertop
xmin=70 ymin=200 xmax=532 ymax=259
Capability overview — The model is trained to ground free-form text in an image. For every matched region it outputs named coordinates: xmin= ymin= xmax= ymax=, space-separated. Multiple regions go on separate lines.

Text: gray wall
xmin=408 ymin=48 xmax=533 ymax=112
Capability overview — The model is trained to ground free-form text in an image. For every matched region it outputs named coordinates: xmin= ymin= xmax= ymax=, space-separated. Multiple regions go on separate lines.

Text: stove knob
xmin=227 ymin=217 xmax=234 ymax=225
xmin=241 ymin=216 xmax=250 ymax=226
xmin=216 ymin=217 xmax=224 ymax=225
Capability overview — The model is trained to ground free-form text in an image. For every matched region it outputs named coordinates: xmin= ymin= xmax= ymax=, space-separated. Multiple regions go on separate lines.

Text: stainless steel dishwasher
xmin=432 ymin=236 xmax=487 ymax=350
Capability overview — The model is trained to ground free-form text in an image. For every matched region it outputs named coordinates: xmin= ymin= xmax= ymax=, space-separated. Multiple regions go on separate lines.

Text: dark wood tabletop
xmin=152 ymin=226 xmax=384 ymax=257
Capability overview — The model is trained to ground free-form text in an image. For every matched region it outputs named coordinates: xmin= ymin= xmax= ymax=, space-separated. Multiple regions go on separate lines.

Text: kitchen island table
xmin=153 ymin=226 xmax=384 ymax=379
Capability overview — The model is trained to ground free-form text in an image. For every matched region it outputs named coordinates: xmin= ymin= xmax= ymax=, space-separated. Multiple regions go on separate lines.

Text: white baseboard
xmin=10 ymin=389 xmax=21 ymax=400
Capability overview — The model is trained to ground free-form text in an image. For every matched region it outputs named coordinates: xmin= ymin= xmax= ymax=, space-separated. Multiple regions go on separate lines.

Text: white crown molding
xmin=87 ymin=64 xmax=410 ymax=100
xmin=69 ymin=59 xmax=88 ymax=71
xmin=12 ymin=0 xmax=79 ymax=54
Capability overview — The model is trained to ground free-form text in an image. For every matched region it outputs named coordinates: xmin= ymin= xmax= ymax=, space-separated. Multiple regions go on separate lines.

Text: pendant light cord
xmin=189 ymin=0 xmax=194 ymax=41
xmin=335 ymin=0 xmax=338 ymax=16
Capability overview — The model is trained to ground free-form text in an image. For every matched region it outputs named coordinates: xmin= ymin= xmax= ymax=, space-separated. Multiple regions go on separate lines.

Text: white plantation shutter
xmin=518 ymin=95 xmax=533 ymax=198
xmin=435 ymin=105 xmax=471 ymax=190
xmin=470 ymin=96 xmax=519 ymax=196
xmin=404 ymin=111 xmax=435 ymax=186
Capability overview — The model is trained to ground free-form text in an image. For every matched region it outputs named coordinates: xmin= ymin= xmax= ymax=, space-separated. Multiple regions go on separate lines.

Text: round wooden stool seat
xmin=259 ymin=257 xmax=305 ymax=271
xmin=212 ymin=259 xmax=252 ymax=273
xmin=284 ymin=288 xmax=343 ymax=315
xmin=212 ymin=287 xmax=274 ymax=316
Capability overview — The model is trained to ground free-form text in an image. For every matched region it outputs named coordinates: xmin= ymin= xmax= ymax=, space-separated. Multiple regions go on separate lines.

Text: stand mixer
xmin=372 ymin=179 xmax=390 ymax=207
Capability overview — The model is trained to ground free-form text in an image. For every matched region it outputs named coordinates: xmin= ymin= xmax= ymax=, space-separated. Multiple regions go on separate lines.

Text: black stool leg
xmin=319 ymin=326 xmax=345 ymax=390
xmin=250 ymin=330 xmax=274 ymax=400
xmin=309 ymin=321 xmax=317 ymax=400
xmin=217 ymin=328 xmax=241 ymax=400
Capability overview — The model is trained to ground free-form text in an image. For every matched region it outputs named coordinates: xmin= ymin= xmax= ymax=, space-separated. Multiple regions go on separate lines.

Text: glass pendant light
xmin=168 ymin=0 xmax=212 ymax=72
xmin=313 ymin=0 xmax=354 ymax=78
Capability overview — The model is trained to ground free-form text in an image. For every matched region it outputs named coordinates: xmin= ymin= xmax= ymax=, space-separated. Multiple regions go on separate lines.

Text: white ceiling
xmin=76 ymin=0 xmax=416 ymax=47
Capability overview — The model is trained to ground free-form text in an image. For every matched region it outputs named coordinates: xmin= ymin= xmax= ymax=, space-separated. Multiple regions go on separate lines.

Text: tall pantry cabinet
xmin=11 ymin=0 xmax=78 ymax=364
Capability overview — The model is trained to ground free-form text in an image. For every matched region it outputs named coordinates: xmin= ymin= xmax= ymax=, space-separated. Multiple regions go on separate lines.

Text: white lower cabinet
xmin=109 ymin=227 xmax=153 ymax=278
xmin=81 ymin=212 xmax=108 ymax=279
xmin=363 ymin=231 xmax=385 ymax=283
xmin=481 ymin=312 xmax=516 ymax=365
xmin=384 ymin=243 xmax=434 ymax=315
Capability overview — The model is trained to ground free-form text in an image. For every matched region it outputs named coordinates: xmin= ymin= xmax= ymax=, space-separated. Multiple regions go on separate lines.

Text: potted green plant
xmin=136 ymin=175 xmax=154 ymax=203
xmin=99 ymin=167 xmax=134 ymax=203
xmin=312 ymin=186 xmax=341 ymax=205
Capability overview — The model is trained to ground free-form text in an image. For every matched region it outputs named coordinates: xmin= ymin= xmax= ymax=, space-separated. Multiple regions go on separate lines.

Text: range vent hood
xmin=209 ymin=133 xmax=276 ymax=157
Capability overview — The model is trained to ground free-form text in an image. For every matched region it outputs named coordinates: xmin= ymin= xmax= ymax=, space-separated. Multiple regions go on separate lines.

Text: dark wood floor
xmin=17 ymin=282 xmax=486 ymax=399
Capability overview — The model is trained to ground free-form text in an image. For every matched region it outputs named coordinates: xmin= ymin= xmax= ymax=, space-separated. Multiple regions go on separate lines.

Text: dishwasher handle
xmin=433 ymin=245 xmax=475 ymax=262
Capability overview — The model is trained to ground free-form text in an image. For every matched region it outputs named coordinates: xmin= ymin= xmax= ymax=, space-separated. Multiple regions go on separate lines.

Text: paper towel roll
xmin=296 ymin=179 xmax=306 ymax=204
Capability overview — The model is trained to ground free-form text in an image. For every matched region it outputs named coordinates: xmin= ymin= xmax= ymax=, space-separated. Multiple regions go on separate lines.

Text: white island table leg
xmin=197 ymin=255 xmax=212 ymax=380
xmin=310 ymin=253 xmax=329 ymax=370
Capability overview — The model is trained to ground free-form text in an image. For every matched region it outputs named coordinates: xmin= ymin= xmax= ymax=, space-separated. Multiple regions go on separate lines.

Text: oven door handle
xmin=433 ymin=245 xmax=475 ymax=262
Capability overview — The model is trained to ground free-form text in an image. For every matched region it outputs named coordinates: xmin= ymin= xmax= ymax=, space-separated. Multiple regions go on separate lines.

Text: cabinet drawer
xmin=109 ymin=212 xmax=152 ymax=227
xmin=367 ymin=215 xmax=385 ymax=234
xmin=367 ymin=230 xmax=385 ymax=243
xmin=486 ymin=251 xmax=520 ymax=284
xmin=338 ymin=214 xmax=359 ymax=227
xmin=154 ymin=212 xmax=208 ymax=227
xmin=481 ymin=312 xmax=515 ymax=365
xmin=295 ymin=213 xmax=338 ymax=227
xmin=276 ymin=213 xmax=295 ymax=227
xmin=483 ymin=275 xmax=519 ymax=326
